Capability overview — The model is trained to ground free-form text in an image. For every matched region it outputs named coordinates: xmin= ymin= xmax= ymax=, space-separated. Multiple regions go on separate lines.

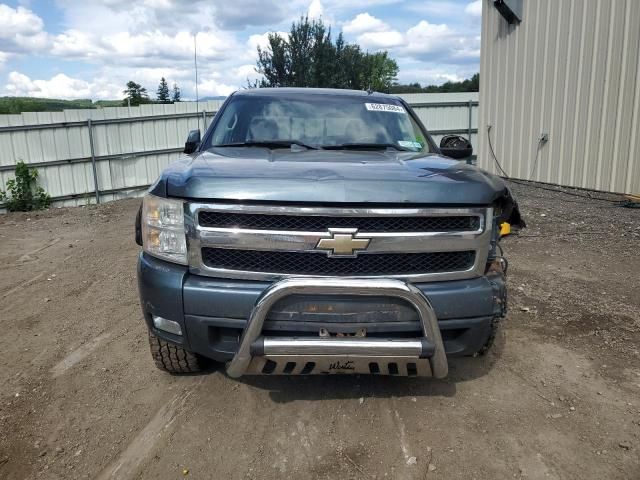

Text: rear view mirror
xmin=440 ymin=135 xmax=473 ymax=160
xmin=184 ymin=129 xmax=201 ymax=154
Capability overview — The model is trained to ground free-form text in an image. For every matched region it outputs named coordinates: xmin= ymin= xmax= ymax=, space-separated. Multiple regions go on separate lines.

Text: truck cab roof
xmin=232 ymin=87 xmax=399 ymax=101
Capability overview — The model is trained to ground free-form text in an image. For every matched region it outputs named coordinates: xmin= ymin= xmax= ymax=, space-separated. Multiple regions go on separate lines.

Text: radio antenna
xmin=194 ymin=33 xmax=200 ymax=129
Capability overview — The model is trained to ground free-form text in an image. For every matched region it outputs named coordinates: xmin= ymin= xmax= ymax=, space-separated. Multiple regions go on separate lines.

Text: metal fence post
xmin=87 ymin=119 xmax=101 ymax=204
xmin=467 ymin=100 xmax=474 ymax=165
xmin=202 ymin=110 xmax=207 ymax=131
xmin=467 ymin=100 xmax=473 ymax=141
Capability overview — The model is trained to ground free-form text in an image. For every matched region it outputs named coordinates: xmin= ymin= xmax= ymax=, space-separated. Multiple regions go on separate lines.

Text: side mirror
xmin=184 ymin=129 xmax=201 ymax=154
xmin=439 ymin=135 xmax=473 ymax=160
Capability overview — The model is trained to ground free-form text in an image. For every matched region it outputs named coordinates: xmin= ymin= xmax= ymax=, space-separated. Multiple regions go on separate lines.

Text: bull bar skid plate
xmin=225 ymin=278 xmax=448 ymax=378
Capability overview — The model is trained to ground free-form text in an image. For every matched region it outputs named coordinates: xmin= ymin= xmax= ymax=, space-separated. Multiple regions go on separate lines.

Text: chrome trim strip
xmin=196 ymin=228 xmax=486 ymax=254
xmin=193 ymin=203 xmax=485 ymax=217
xmin=225 ymin=277 xmax=448 ymax=378
xmin=185 ymin=203 xmax=493 ymax=282
xmin=260 ymin=337 xmax=425 ymax=356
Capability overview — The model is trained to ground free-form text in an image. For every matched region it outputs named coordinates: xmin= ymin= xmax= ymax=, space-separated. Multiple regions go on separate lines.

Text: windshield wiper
xmin=214 ymin=140 xmax=318 ymax=150
xmin=321 ymin=142 xmax=409 ymax=151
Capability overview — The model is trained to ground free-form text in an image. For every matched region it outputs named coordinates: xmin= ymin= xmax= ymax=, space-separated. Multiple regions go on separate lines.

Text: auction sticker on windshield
xmin=398 ymin=140 xmax=423 ymax=150
xmin=365 ymin=103 xmax=406 ymax=114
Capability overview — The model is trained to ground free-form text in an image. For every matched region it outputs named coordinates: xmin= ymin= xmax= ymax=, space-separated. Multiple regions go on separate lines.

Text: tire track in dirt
xmin=51 ymin=332 xmax=111 ymax=378
xmin=96 ymin=380 xmax=203 ymax=480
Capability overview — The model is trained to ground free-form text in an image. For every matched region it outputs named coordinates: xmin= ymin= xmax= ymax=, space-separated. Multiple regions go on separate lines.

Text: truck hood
xmin=151 ymin=148 xmax=515 ymax=208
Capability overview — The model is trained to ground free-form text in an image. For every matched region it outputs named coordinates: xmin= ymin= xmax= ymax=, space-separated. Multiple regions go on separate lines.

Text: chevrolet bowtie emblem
xmin=315 ymin=228 xmax=371 ymax=257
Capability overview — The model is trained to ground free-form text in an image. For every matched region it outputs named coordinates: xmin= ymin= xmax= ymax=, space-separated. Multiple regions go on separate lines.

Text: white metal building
xmin=477 ymin=0 xmax=640 ymax=194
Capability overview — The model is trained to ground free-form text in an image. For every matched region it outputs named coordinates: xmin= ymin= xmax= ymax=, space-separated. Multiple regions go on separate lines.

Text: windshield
xmin=205 ymin=94 xmax=433 ymax=152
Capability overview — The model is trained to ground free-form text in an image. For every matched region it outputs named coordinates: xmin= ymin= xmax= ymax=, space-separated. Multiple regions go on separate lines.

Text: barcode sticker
xmin=365 ymin=103 xmax=406 ymax=114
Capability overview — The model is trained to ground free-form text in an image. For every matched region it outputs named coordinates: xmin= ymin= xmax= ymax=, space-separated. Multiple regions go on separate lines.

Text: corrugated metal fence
xmin=399 ymin=92 xmax=479 ymax=149
xmin=0 ymin=100 xmax=224 ymax=209
xmin=0 ymin=93 xmax=478 ymax=210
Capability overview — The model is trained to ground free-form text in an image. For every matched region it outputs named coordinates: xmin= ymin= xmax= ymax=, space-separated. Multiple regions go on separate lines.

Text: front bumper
xmin=138 ymin=253 xmax=506 ymax=374
xmin=227 ymin=277 xmax=448 ymax=378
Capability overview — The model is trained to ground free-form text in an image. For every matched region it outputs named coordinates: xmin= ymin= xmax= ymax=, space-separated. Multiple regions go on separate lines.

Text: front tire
xmin=148 ymin=331 xmax=204 ymax=373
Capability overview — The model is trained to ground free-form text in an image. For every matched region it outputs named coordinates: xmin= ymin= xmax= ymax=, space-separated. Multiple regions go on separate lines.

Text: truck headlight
xmin=141 ymin=194 xmax=187 ymax=265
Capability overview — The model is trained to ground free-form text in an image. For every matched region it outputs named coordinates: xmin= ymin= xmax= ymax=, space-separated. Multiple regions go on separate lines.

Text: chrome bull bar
xmin=225 ymin=278 xmax=448 ymax=378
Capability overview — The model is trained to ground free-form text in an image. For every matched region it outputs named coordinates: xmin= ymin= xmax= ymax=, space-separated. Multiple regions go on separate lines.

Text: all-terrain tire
xmin=148 ymin=331 xmax=204 ymax=373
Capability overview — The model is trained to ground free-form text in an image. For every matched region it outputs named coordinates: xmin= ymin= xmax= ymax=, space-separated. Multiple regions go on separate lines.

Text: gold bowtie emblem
xmin=316 ymin=228 xmax=371 ymax=257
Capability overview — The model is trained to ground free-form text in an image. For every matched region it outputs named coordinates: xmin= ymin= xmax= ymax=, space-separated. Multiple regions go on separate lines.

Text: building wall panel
xmin=479 ymin=0 xmax=640 ymax=194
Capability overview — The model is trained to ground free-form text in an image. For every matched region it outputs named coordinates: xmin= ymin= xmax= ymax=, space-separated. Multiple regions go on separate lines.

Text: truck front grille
xmin=201 ymin=248 xmax=475 ymax=276
xmin=188 ymin=204 xmax=492 ymax=282
xmin=199 ymin=212 xmax=480 ymax=232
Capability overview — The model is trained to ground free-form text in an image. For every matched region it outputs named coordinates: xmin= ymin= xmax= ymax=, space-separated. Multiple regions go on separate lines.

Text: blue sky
xmin=0 ymin=0 xmax=481 ymax=100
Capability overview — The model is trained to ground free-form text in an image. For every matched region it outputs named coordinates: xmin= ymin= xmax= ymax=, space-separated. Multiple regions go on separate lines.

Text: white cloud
xmin=403 ymin=20 xmax=480 ymax=62
xmin=0 ymin=4 xmax=49 ymax=55
xmin=407 ymin=1 xmax=462 ymax=17
xmin=209 ymin=0 xmax=288 ymax=29
xmin=247 ymin=31 xmax=289 ymax=52
xmin=404 ymin=20 xmax=452 ymax=55
xmin=308 ymin=0 xmax=323 ymax=19
xmin=232 ymin=64 xmax=259 ymax=80
xmin=341 ymin=13 xmax=404 ymax=50
xmin=50 ymin=30 xmax=104 ymax=58
xmin=197 ymin=78 xmax=237 ymax=97
xmin=342 ymin=13 xmax=388 ymax=35
xmin=465 ymin=0 xmax=482 ymax=17
xmin=397 ymin=67 xmax=466 ymax=85
xmin=0 ymin=0 xmax=482 ymax=98
xmin=56 ymin=0 xmax=289 ymax=32
xmin=358 ymin=30 xmax=404 ymax=49
xmin=0 ymin=4 xmax=43 ymax=36
xmin=342 ymin=13 xmax=480 ymax=65
xmin=3 ymin=71 xmax=121 ymax=99
xmin=319 ymin=0 xmax=402 ymax=11
xmin=52 ymin=30 xmax=239 ymax=66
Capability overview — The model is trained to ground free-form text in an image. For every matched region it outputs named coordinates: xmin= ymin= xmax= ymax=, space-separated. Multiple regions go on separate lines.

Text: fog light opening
xmin=152 ymin=315 xmax=183 ymax=336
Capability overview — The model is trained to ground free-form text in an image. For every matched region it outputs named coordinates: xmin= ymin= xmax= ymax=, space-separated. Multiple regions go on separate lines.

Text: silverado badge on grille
xmin=315 ymin=228 xmax=371 ymax=257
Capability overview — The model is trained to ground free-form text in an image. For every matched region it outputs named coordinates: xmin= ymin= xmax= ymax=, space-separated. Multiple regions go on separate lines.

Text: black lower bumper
xmin=183 ymin=314 xmax=495 ymax=362
xmin=138 ymin=253 xmax=506 ymax=363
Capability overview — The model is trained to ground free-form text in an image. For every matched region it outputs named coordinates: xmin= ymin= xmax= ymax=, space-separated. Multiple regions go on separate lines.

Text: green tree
xmin=390 ymin=73 xmax=480 ymax=94
xmin=257 ymin=34 xmax=291 ymax=87
xmin=256 ymin=17 xmax=399 ymax=92
xmin=0 ymin=97 xmax=94 ymax=114
xmin=360 ymin=51 xmax=398 ymax=92
xmin=122 ymin=81 xmax=149 ymax=106
xmin=171 ymin=83 xmax=181 ymax=102
xmin=156 ymin=77 xmax=170 ymax=103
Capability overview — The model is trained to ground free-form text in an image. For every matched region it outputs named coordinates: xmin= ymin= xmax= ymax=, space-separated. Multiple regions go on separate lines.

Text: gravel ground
xmin=0 ymin=182 xmax=638 ymax=480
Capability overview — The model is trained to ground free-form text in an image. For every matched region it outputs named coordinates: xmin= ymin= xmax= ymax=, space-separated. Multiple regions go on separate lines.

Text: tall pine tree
xmin=171 ymin=83 xmax=181 ymax=102
xmin=122 ymin=81 xmax=149 ymax=106
xmin=156 ymin=77 xmax=170 ymax=103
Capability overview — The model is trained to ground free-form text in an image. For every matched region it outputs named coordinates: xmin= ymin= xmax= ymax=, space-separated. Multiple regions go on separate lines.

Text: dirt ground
xmin=0 ymin=182 xmax=639 ymax=480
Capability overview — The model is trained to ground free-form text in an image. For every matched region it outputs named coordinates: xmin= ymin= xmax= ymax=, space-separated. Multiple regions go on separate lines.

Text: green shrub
xmin=0 ymin=161 xmax=51 ymax=211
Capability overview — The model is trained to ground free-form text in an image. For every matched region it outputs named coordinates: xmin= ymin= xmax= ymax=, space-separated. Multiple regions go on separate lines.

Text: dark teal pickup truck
xmin=135 ymin=88 xmax=523 ymax=378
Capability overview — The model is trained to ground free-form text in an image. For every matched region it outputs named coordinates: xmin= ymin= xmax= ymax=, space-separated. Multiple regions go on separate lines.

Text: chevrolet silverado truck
xmin=135 ymin=88 xmax=524 ymax=378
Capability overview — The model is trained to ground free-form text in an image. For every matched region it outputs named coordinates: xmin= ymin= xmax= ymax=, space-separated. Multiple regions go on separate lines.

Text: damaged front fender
xmin=495 ymin=185 xmax=526 ymax=229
